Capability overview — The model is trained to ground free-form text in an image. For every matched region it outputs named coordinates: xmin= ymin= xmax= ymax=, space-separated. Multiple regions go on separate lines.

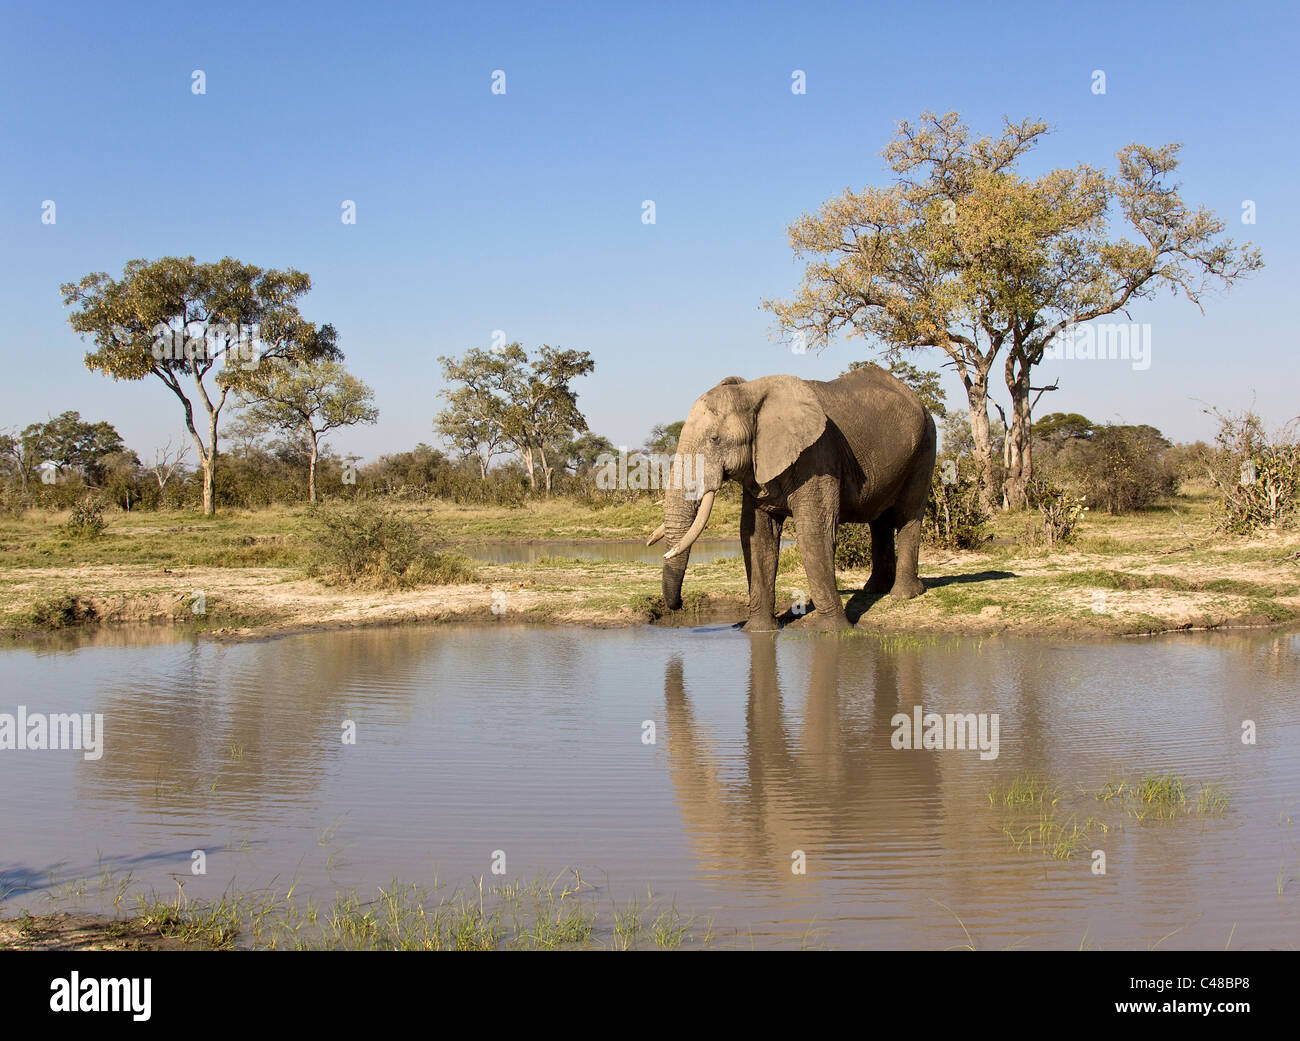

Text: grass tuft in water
xmin=988 ymin=774 xmax=1060 ymax=810
xmin=1095 ymin=773 xmax=1229 ymax=821
xmin=103 ymin=871 xmax=719 ymax=950
xmin=988 ymin=772 xmax=1230 ymax=861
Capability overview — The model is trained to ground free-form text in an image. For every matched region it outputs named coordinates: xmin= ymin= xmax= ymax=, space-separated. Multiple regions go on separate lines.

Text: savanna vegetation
xmin=5 ymin=323 xmax=1298 ymax=640
xmin=2 ymin=113 xmax=1292 ymax=640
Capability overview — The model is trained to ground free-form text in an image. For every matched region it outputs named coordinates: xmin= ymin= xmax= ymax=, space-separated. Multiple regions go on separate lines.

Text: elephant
xmin=647 ymin=365 xmax=937 ymax=631
xmin=663 ymin=636 xmax=944 ymax=898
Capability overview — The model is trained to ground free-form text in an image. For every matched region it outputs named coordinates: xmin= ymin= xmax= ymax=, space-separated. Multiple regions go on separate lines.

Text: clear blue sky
xmin=1 ymin=0 xmax=1295 ymax=463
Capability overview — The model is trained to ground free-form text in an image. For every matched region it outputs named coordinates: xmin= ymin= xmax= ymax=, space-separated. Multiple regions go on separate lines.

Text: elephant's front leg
xmin=790 ymin=483 xmax=851 ymax=630
xmin=740 ymin=492 xmax=783 ymax=632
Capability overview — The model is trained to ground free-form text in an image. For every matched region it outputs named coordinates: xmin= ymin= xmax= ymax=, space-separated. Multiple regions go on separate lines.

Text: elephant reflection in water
xmin=662 ymin=634 xmax=944 ymax=889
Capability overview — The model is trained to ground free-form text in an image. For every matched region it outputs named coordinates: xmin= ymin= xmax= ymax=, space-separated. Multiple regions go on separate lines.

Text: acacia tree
xmin=0 ymin=412 xmax=126 ymax=489
xmin=566 ymin=432 xmax=617 ymax=480
xmin=436 ymin=343 xmax=594 ymax=491
xmin=644 ymin=421 xmax=685 ymax=456
xmin=16 ymin=411 xmax=127 ymax=484
xmin=434 ymin=347 xmax=516 ymax=479
xmin=62 ymin=256 xmax=339 ymax=515
xmin=238 ymin=358 xmax=379 ymax=502
xmin=996 ymin=142 xmax=1260 ymax=506
xmin=520 ymin=345 xmax=595 ymax=491
xmin=0 ymin=430 xmax=38 ymax=489
xmin=1033 ymin=412 xmax=1097 ymax=446
xmin=764 ymin=111 xmax=1260 ymax=508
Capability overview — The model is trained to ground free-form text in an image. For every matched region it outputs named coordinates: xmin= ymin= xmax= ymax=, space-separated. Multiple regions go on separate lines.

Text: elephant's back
xmin=813 ymin=365 xmax=931 ymax=449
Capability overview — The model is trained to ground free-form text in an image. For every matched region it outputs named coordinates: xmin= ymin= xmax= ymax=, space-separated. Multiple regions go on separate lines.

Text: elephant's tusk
xmin=646 ymin=524 xmax=666 ymax=547
xmin=664 ymin=490 xmax=715 ymax=560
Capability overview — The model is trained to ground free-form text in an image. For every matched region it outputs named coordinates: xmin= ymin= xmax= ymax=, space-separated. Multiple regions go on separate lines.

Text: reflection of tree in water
xmin=663 ymin=634 xmax=945 ymax=891
xmin=86 ymin=629 xmax=440 ymax=815
xmin=27 ymin=626 xmax=193 ymax=654
xmin=1213 ymin=629 xmax=1300 ymax=689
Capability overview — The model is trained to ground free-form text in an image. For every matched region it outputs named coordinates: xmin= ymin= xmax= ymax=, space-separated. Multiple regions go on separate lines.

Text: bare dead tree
xmin=151 ymin=438 xmax=191 ymax=491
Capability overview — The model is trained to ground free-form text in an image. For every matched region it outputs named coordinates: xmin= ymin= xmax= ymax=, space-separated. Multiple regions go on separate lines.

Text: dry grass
xmin=1 ymin=488 xmax=1297 ymax=640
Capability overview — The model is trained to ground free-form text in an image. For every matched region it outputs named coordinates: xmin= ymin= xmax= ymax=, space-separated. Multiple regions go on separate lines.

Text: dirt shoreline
xmin=0 ymin=913 xmax=205 ymax=951
xmin=1 ymin=554 xmax=1295 ymax=645
xmin=2 ymin=497 xmax=1298 ymax=645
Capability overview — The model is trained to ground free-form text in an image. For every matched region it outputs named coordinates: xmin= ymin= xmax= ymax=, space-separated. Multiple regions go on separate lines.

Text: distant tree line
xmin=12 ymin=249 xmax=1288 ymax=534
xmin=6 ymin=353 xmax=1288 ymax=530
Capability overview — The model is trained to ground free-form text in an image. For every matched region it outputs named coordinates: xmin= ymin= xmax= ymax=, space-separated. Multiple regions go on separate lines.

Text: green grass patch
xmin=778 ymin=545 xmax=802 ymax=573
xmin=989 ymin=772 xmax=1230 ymax=861
xmin=1001 ymin=812 xmax=1109 ymax=861
xmin=988 ymin=774 xmax=1060 ymax=810
xmin=113 ymin=872 xmax=719 ymax=951
xmin=1095 ymin=773 xmax=1230 ymax=821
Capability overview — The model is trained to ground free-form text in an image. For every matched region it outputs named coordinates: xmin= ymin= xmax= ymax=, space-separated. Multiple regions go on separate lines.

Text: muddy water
xmin=1 ymin=624 xmax=1298 ymax=949
xmin=460 ymin=539 xmax=766 ymax=565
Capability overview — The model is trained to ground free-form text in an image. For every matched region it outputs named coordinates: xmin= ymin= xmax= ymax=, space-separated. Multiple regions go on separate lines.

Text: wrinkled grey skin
xmin=659 ymin=366 xmax=937 ymax=631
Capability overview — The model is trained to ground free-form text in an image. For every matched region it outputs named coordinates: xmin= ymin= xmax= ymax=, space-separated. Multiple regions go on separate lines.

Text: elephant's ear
xmin=752 ymin=376 xmax=826 ymax=486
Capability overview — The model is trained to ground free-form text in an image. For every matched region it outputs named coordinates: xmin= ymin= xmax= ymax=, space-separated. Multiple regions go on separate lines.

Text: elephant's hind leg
xmin=890 ymin=516 xmax=925 ymax=599
xmin=864 ymin=513 xmax=896 ymax=593
xmin=887 ymin=426 xmax=935 ymax=600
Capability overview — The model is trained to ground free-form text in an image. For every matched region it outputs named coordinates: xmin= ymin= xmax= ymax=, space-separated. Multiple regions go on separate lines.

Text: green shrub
xmin=307 ymin=501 xmax=480 ymax=589
xmin=62 ymin=497 xmax=107 ymax=539
xmin=1086 ymin=425 xmax=1178 ymax=513
xmin=834 ymin=524 xmax=872 ymax=569
xmin=780 ymin=526 xmax=891 ymax=573
xmin=1027 ymin=478 xmax=1087 ymax=546
xmin=924 ymin=464 xmax=990 ymax=550
xmin=1200 ymin=408 xmax=1300 ymax=534
xmin=1035 ymin=423 xmax=1175 ymax=515
xmin=29 ymin=595 xmax=98 ymax=628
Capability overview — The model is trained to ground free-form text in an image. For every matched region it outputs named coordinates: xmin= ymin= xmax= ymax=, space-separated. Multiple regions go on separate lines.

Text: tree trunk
xmin=209 ymin=423 xmax=219 ymax=513
xmin=964 ymin=373 xmax=996 ymax=513
xmin=538 ymin=445 xmax=553 ymax=493
xmin=185 ymin=425 xmax=214 ymax=515
xmin=200 ymin=413 xmax=219 ymax=516
xmin=185 ymin=388 xmax=223 ymax=517
xmin=201 ymin=457 xmax=214 ymax=515
xmin=522 ymin=446 xmax=536 ymax=489
xmin=170 ymin=374 xmax=221 ymax=516
xmin=308 ymin=434 xmax=319 ymax=503
xmin=1003 ymin=372 xmax=1033 ymax=509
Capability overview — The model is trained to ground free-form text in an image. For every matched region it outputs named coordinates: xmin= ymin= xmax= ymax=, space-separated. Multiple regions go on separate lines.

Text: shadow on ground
xmin=843 ymin=570 xmax=1018 ymax=624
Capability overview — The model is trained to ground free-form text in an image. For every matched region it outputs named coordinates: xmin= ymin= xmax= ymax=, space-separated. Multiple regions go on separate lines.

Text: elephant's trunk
xmin=662 ymin=552 xmax=689 ymax=611
xmin=660 ymin=475 xmax=702 ymax=611
xmin=663 ymin=490 xmax=715 ymax=561
xmin=657 ymin=424 xmax=724 ymax=611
